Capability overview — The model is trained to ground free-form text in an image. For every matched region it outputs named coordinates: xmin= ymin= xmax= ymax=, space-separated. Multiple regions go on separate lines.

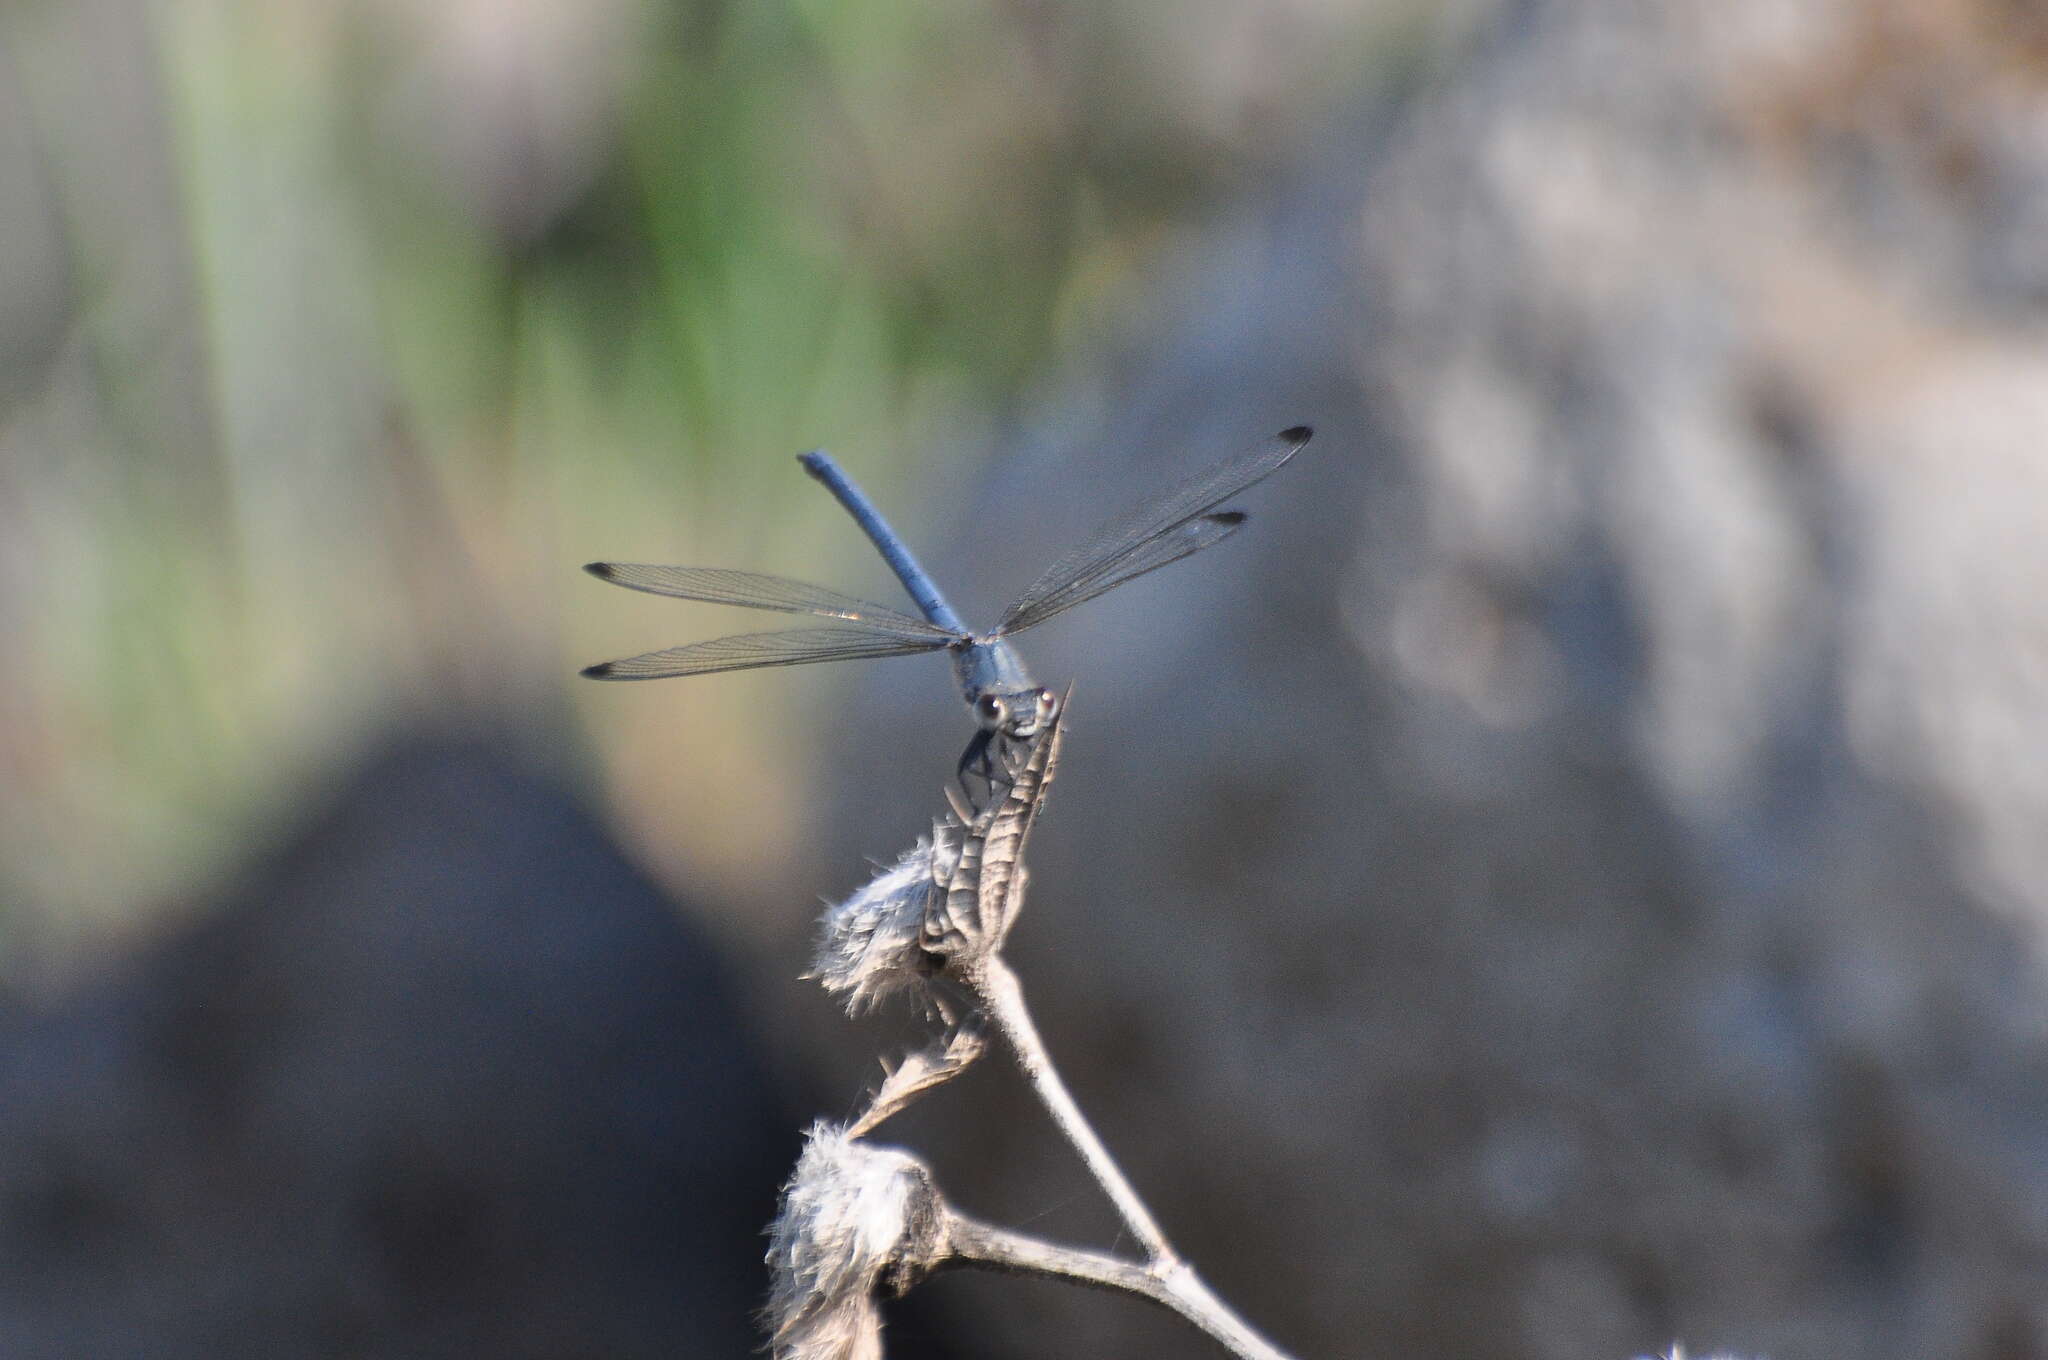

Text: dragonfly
xmin=582 ymin=425 xmax=1313 ymax=785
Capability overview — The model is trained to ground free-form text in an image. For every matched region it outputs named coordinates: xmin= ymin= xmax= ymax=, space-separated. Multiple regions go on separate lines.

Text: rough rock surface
xmin=815 ymin=3 xmax=2048 ymax=1356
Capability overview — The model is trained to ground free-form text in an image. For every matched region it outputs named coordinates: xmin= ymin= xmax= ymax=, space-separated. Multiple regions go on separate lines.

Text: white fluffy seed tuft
xmin=810 ymin=839 xmax=940 ymax=1012
xmin=764 ymin=1123 xmax=941 ymax=1360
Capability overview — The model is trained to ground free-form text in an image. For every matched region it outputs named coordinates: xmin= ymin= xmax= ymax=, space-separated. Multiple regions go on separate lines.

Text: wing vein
xmin=996 ymin=426 xmax=1310 ymax=634
xmin=585 ymin=563 xmax=958 ymax=639
xmin=582 ymin=626 xmax=951 ymax=680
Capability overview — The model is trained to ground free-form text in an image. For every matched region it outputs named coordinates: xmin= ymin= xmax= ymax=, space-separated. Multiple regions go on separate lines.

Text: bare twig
xmin=940 ymin=1209 xmax=1296 ymax=1360
xmin=778 ymin=697 xmax=1300 ymax=1359
xmin=965 ymin=952 xmax=1175 ymax=1260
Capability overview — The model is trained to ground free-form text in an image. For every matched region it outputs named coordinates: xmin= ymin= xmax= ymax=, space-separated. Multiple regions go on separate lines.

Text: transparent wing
xmin=585 ymin=563 xmax=958 ymax=640
xmin=581 ymin=626 xmax=951 ymax=681
xmin=994 ymin=513 xmax=1245 ymax=636
xmin=996 ymin=425 xmax=1311 ymax=635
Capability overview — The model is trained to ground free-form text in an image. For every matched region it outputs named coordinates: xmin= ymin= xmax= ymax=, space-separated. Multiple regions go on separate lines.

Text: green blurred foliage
xmin=0 ymin=0 xmax=1401 ymax=969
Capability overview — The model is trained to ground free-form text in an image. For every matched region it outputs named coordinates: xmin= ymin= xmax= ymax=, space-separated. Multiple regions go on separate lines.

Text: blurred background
xmin=6 ymin=0 xmax=2048 ymax=1357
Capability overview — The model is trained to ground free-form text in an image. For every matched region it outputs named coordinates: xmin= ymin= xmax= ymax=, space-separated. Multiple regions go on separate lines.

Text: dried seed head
xmin=847 ymin=1021 xmax=989 ymax=1137
xmin=925 ymin=700 xmax=1066 ymax=963
xmin=764 ymin=1123 xmax=948 ymax=1359
xmin=810 ymin=840 xmax=942 ymax=1013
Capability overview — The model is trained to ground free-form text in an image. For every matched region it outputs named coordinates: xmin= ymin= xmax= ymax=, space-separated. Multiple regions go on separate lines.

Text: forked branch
xmin=778 ymin=701 xmax=1299 ymax=1359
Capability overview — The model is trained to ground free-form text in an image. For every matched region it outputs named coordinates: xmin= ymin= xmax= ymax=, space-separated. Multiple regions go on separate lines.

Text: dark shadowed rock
xmin=0 ymin=736 xmax=796 ymax=1358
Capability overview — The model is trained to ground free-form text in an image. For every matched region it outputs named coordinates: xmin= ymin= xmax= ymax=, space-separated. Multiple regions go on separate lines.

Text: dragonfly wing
xmin=994 ymin=513 xmax=1245 ymax=636
xmin=996 ymin=425 xmax=1310 ymax=634
xmin=585 ymin=563 xmax=958 ymax=639
xmin=581 ymin=625 xmax=951 ymax=680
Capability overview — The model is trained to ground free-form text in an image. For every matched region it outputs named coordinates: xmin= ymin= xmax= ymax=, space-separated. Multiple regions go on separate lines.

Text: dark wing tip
xmin=1208 ymin=510 xmax=1248 ymax=527
xmin=1279 ymin=424 xmax=1312 ymax=444
xmin=580 ymin=662 xmax=618 ymax=679
xmin=584 ymin=562 xmax=619 ymax=580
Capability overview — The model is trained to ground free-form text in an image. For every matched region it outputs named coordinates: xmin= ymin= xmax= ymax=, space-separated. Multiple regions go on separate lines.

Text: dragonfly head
xmin=973 ymin=685 xmax=1060 ymax=739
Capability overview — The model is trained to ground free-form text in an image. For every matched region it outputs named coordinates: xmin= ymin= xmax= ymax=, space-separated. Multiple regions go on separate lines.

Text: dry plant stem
xmin=964 ymin=956 xmax=1296 ymax=1356
xmin=943 ymin=1210 xmax=1297 ymax=1360
xmin=966 ymin=953 xmax=1174 ymax=1261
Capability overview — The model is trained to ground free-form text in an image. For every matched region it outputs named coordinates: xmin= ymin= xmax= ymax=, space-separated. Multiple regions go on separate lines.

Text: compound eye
xmin=976 ymin=694 xmax=1008 ymax=729
xmin=1035 ymin=688 xmax=1059 ymax=719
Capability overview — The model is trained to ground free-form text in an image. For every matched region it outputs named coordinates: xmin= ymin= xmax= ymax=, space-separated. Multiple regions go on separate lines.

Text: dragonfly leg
xmin=954 ymin=728 xmax=1017 ymax=813
xmin=993 ymin=732 xmax=1032 ymax=785
xmin=954 ymin=729 xmax=992 ymax=805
